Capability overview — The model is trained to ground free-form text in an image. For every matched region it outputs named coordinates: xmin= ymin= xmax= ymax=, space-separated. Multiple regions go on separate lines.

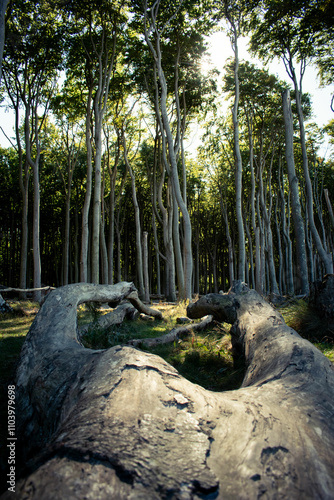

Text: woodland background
xmin=0 ymin=0 xmax=334 ymax=302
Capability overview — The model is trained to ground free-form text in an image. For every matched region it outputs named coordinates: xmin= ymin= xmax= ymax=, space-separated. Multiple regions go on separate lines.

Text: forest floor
xmin=0 ymin=296 xmax=333 ymax=486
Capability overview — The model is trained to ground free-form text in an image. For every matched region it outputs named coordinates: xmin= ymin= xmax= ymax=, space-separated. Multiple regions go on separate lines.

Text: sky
xmin=203 ymin=31 xmax=334 ymax=126
xmin=185 ymin=30 xmax=334 ymax=158
xmin=0 ymin=30 xmax=333 ymax=155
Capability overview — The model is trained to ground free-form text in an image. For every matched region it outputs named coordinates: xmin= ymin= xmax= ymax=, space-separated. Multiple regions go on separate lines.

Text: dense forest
xmin=0 ymin=0 xmax=333 ymax=302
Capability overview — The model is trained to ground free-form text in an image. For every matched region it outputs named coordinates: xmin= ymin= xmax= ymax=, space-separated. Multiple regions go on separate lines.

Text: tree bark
xmin=290 ymin=66 xmax=333 ymax=275
xmin=123 ymin=132 xmax=145 ymax=299
xmin=4 ymin=282 xmax=334 ymax=499
xmin=324 ymin=188 xmax=334 ymax=230
xmin=128 ymin=315 xmax=214 ymax=348
xmin=78 ymin=302 xmax=139 ymax=337
xmin=142 ymin=231 xmax=150 ymax=303
xmin=144 ymin=4 xmax=193 ymax=299
xmin=80 ymin=85 xmax=93 ymax=283
xmin=226 ymin=15 xmax=245 ymax=282
xmin=282 ymin=90 xmax=309 ymax=294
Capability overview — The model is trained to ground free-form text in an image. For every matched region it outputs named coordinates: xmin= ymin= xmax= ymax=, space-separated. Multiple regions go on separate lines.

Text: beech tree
xmin=62 ymin=0 xmax=129 ymax=284
xmin=250 ymin=0 xmax=334 ymax=279
xmin=3 ymin=0 xmax=65 ymax=301
xmin=1 ymin=0 xmax=334 ymax=297
xmin=221 ymin=0 xmax=247 ymax=283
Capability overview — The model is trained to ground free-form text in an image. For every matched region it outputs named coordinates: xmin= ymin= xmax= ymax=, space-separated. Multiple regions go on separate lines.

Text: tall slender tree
xmin=3 ymin=0 xmax=65 ymax=300
xmin=222 ymin=0 xmax=247 ymax=282
xmin=250 ymin=0 xmax=334 ymax=282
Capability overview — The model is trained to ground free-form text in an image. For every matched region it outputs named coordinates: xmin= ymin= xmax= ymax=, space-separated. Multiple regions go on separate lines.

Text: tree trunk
xmin=258 ymin=152 xmax=279 ymax=295
xmin=282 ymin=90 xmax=309 ymax=294
xmin=123 ymin=133 xmax=145 ymax=299
xmin=5 ymin=281 xmax=334 ymax=499
xmin=80 ymin=85 xmax=93 ymax=283
xmin=279 ymin=161 xmax=294 ymax=295
xmin=324 ymin=188 xmax=334 ymax=230
xmin=292 ymin=72 xmax=333 ymax=275
xmin=229 ymin=21 xmax=245 ymax=282
xmin=145 ymin=10 xmax=192 ymax=299
xmin=172 ymin=191 xmax=185 ymax=297
xmin=142 ymin=231 xmax=150 ymax=303
xmin=25 ymin=101 xmax=41 ymax=303
xmin=91 ymin=108 xmax=102 ymax=284
xmin=0 ymin=292 xmax=13 ymax=313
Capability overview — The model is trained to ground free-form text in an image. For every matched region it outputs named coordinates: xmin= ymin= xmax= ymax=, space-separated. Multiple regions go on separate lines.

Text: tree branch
xmin=127 ymin=314 xmax=214 ymax=347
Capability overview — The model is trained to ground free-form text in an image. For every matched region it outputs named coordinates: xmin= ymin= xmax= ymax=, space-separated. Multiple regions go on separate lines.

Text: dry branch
xmin=127 ymin=314 xmax=214 ymax=347
xmin=126 ymin=290 xmax=163 ymax=319
xmin=0 ymin=286 xmax=56 ymax=293
xmin=79 ymin=302 xmax=139 ymax=337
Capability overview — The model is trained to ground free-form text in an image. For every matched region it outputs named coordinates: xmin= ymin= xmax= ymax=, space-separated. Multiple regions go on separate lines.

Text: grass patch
xmin=80 ymin=301 xmax=245 ymax=392
xmin=279 ymin=298 xmax=334 ymax=343
xmin=148 ymin=324 xmax=245 ymax=392
xmin=0 ymin=302 xmax=38 ymax=482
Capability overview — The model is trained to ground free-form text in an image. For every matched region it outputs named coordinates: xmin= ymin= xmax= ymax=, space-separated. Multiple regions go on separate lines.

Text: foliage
xmin=0 ymin=0 xmax=333 ymax=297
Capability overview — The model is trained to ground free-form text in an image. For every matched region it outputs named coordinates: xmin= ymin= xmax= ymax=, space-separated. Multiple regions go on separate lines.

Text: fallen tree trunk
xmin=2 ymin=281 xmax=334 ymax=499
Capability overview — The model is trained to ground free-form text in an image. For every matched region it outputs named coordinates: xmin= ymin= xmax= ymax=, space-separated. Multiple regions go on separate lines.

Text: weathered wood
xmin=0 ymin=286 xmax=55 ymax=293
xmin=0 ymin=293 xmax=13 ymax=313
xmin=79 ymin=302 xmax=139 ymax=337
xmin=2 ymin=281 xmax=334 ymax=499
xmin=186 ymin=292 xmax=237 ymax=324
xmin=127 ymin=315 xmax=214 ymax=347
xmin=126 ymin=290 xmax=163 ymax=320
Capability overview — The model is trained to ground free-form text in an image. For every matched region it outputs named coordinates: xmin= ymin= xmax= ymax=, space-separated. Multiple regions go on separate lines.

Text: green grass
xmin=79 ymin=301 xmax=245 ymax=392
xmin=0 ymin=301 xmax=38 ymax=483
xmin=278 ymin=298 xmax=334 ymax=343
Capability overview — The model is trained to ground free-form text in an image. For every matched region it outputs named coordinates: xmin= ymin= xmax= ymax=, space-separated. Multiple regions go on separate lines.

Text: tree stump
xmin=1 ymin=281 xmax=334 ymax=499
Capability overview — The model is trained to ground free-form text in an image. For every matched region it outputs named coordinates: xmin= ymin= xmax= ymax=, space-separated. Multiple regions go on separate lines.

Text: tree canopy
xmin=0 ymin=0 xmax=333 ymax=299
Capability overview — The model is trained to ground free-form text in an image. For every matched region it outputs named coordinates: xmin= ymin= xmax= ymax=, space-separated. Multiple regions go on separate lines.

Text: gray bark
xmin=324 ymin=188 xmax=334 ymax=230
xmin=91 ymin=27 xmax=117 ymax=285
xmin=3 ymin=281 xmax=334 ymax=499
xmin=123 ymin=133 xmax=145 ymax=298
xmin=226 ymin=16 xmax=245 ymax=282
xmin=142 ymin=231 xmax=150 ymax=303
xmin=291 ymin=68 xmax=333 ymax=275
xmin=80 ymin=86 xmax=93 ymax=283
xmin=79 ymin=302 xmax=139 ymax=337
xmin=128 ymin=315 xmax=214 ymax=348
xmin=144 ymin=4 xmax=192 ymax=299
xmin=282 ymin=90 xmax=309 ymax=294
